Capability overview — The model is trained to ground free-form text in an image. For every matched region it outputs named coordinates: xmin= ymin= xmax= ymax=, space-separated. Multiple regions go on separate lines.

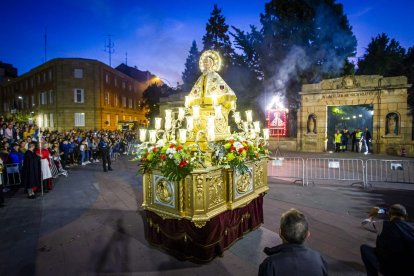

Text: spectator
xmin=22 ymin=142 xmax=41 ymax=198
xmin=361 ymin=204 xmax=414 ymax=276
xmin=258 ymin=208 xmax=328 ymax=276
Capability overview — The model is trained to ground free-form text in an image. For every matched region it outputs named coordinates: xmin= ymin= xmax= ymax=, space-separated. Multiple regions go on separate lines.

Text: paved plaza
xmin=1 ymin=152 xmax=414 ymax=276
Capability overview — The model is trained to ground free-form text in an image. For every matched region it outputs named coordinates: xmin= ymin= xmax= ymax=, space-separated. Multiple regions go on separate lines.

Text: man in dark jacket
xmin=361 ymin=204 xmax=414 ymax=276
xmin=365 ymin=127 xmax=372 ymax=153
xmin=258 ymin=208 xmax=328 ymax=276
xmin=99 ymin=136 xmax=112 ymax=172
xmin=22 ymin=142 xmax=41 ymax=198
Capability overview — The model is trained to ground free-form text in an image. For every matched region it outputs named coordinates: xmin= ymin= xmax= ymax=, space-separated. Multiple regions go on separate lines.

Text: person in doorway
xmin=351 ymin=129 xmax=357 ymax=152
xmin=365 ymin=127 xmax=372 ymax=153
xmin=334 ymin=130 xmax=342 ymax=152
xmin=355 ymin=128 xmax=362 ymax=152
xmin=360 ymin=204 xmax=414 ymax=276
xmin=341 ymin=127 xmax=349 ymax=152
xmin=259 ymin=208 xmax=328 ymax=276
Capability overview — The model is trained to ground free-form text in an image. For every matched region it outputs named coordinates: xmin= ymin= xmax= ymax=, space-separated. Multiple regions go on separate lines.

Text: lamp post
xmin=154 ymin=76 xmax=172 ymax=87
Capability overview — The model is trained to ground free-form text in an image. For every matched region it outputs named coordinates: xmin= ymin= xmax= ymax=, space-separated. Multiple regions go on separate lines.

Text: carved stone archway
xmin=298 ymin=75 xmax=413 ymax=156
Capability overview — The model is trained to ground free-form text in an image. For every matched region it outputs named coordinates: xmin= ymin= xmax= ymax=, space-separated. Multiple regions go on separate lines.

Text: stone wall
xmin=298 ymin=75 xmax=413 ymax=156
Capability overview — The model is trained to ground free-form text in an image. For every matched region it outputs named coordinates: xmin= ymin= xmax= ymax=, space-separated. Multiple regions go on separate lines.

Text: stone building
xmin=0 ymin=58 xmax=151 ymax=131
xmin=298 ymin=75 xmax=413 ymax=156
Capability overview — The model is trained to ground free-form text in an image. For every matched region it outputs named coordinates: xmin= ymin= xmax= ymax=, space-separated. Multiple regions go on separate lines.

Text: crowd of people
xmin=333 ymin=127 xmax=372 ymax=154
xmin=0 ymin=118 xmax=137 ymax=203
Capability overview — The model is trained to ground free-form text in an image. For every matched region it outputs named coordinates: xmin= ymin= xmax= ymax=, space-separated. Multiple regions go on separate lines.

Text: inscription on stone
xmin=322 ymin=91 xmax=377 ymax=99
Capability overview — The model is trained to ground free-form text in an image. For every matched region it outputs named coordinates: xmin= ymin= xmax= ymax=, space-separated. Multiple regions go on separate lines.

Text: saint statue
xmin=187 ymin=50 xmax=237 ymax=107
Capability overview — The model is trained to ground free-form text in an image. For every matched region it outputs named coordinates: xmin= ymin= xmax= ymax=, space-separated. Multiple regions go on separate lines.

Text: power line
xmin=104 ymin=34 xmax=115 ymax=67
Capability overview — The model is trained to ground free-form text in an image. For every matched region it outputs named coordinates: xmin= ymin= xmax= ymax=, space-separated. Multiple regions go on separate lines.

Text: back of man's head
xmin=389 ymin=204 xmax=407 ymax=220
xmin=280 ymin=208 xmax=309 ymax=244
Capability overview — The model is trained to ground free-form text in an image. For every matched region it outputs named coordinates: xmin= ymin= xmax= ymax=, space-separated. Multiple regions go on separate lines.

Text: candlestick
xmin=165 ymin=109 xmax=172 ymax=119
xmin=149 ymin=130 xmax=157 ymax=144
xmin=139 ymin=129 xmax=147 ymax=142
xmin=155 ymin=117 xmax=162 ymax=130
xmin=234 ymin=112 xmax=241 ymax=124
xmin=186 ymin=116 xmax=194 ymax=131
xmin=254 ymin=121 xmax=260 ymax=133
xmin=245 ymin=110 xmax=253 ymax=122
xmin=263 ymin=128 xmax=270 ymax=140
xmin=178 ymin=107 xmax=185 ymax=120
xmin=165 ymin=117 xmax=172 ymax=130
xmin=179 ymin=129 xmax=187 ymax=144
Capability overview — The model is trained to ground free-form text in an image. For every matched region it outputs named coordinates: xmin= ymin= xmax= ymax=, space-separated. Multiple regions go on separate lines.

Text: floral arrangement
xmin=135 ymin=140 xmax=195 ymax=182
xmin=212 ymin=136 xmax=269 ymax=175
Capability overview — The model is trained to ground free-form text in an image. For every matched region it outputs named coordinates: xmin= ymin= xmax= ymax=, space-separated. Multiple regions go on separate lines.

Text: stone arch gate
xmin=298 ymin=75 xmax=413 ymax=156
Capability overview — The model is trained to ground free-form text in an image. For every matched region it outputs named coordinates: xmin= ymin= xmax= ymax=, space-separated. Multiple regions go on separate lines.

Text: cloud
xmin=349 ymin=6 xmax=374 ymax=18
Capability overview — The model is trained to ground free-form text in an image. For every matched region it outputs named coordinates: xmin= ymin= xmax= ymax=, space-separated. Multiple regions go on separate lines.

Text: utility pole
xmin=104 ymin=34 xmax=115 ymax=67
xmin=44 ymin=27 xmax=48 ymax=63
xmin=125 ymin=52 xmax=128 ymax=65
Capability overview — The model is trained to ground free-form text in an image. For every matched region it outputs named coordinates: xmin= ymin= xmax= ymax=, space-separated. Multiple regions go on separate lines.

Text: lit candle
xmin=254 ymin=121 xmax=260 ymax=133
xmin=178 ymin=107 xmax=185 ymax=120
xmin=165 ymin=109 xmax=172 ymax=119
xmin=192 ymin=105 xmax=200 ymax=120
xmin=149 ymin=130 xmax=157 ymax=144
xmin=179 ymin=129 xmax=187 ymax=144
xmin=214 ymin=105 xmax=222 ymax=118
xmin=139 ymin=129 xmax=147 ymax=142
xmin=186 ymin=116 xmax=194 ymax=131
xmin=245 ymin=110 xmax=253 ymax=122
xmin=263 ymin=128 xmax=270 ymax=140
xmin=165 ymin=117 xmax=172 ymax=130
xmin=155 ymin=117 xmax=162 ymax=130
xmin=207 ymin=116 xmax=215 ymax=141
xmin=234 ymin=112 xmax=241 ymax=124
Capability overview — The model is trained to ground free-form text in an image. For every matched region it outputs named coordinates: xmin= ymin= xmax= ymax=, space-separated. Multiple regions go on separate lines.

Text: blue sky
xmin=1 ymin=0 xmax=413 ymax=85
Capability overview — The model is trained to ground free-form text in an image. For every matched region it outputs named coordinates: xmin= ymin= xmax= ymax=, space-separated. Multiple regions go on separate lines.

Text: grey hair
xmin=280 ymin=208 xmax=309 ymax=244
xmin=389 ymin=204 xmax=407 ymax=218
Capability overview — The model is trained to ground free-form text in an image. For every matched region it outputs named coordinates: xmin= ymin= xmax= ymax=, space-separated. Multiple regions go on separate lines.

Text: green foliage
xmin=357 ymin=33 xmax=406 ymax=76
xmin=181 ymin=40 xmax=200 ymax=92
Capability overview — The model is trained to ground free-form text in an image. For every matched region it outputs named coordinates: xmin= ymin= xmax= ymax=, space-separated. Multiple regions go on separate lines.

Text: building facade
xmin=0 ymin=58 xmax=149 ymax=130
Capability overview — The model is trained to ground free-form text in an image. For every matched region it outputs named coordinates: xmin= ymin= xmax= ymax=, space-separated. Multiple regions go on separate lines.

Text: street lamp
xmin=154 ymin=76 xmax=172 ymax=87
xmin=18 ymin=96 xmax=23 ymax=110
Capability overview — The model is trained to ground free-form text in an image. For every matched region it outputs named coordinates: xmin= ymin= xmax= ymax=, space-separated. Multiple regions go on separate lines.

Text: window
xmin=74 ymin=89 xmax=84 ymax=103
xmin=74 ymin=69 xmax=83 ymax=79
xmin=30 ymin=78 xmax=34 ymax=88
xmin=115 ymin=115 xmax=119 ymax=124
xmin=49 ymin=113 xmax=54 ymax=128
xmin=31 ymin=95 xmax=35 ymax=106
xmin=48 ymin=71 xmax=52 ymax=81
xmin=129 ymin=116 xmax=132 ymax=121
xmin=122 ymin=96 xmax=126 ymax=107
xmin=106 ymin=114 xmax=111 ymax=126
xmin=128 ymin=98 xmax=132 ymax=108
xmin=114 ymin=77 xmax=118 ymax=87
xmin=43 ymin=72 xmax=46 ymax=82
xmin=74 ymin=113 xmax=85 ymax=127
xmin=43 ymin=113 xmax=48 ymax=128
xmin=105 ymin=74 xmax=109 ymax=83
xmin=37 ymin=75 xmax=40 ymax=84
xmin=128 ymin=84 xmax=132 ymax=91
xmin=105 ymin=92 xmax=110 ymax=105
xmin=39 ymin=92 xmax=47 ymax=105
xmin=115 ymin=95 xmax=118 ymax=107
xmin=122 ymin=81 xmax=126 ymax=89
xmin=49 ymin=90 xmax=54 ymax=104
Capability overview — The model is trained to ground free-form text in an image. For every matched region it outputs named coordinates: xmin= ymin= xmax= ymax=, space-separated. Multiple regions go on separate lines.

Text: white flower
xmin=156 ymin=139 xmax=165 ymax=148
xmin=234 ymin=141 xmax=244 ymax=151
xmin=168 ymin=154 xmax=174 ymax=159
xmin=166 ymin=148 xmax=177 ymax=155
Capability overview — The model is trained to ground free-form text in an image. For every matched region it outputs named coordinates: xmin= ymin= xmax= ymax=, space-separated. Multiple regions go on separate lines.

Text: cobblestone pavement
xmin=1 ymin=152 xmax=413 ymax=276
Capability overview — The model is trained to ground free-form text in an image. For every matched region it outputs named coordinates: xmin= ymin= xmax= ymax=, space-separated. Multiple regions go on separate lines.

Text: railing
xmin=365 ymin=159 xmax=414 ymax=185
xmin=268 ymin=157 xmax=305 ymax=186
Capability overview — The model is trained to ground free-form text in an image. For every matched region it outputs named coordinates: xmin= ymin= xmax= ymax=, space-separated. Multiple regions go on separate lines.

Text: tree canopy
xmin=181 ymin=40 xmax=200 ymax=92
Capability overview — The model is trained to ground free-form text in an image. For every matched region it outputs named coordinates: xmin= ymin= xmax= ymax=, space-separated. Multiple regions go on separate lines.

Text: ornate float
xmin=136 ymin=50 xmax=269 ymax=262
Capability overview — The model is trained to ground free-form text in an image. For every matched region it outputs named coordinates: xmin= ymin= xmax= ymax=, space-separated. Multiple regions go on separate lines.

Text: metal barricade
xmin=306 ymin=158 xmax=366 ymax=188
xmin=366 ymin=159 xmax=414 ymax=185
xmin=4 ymin=163 xmax=22 ymax=186
xmin=268 ymin=157 xmax=305 ymax=185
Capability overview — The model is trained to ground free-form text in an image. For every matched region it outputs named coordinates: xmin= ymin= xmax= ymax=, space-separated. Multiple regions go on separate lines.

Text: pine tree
xmin=181 ymin=40 xmax=200 ymax=92
xmin=202 ymin=4 xmax=234 ymax=69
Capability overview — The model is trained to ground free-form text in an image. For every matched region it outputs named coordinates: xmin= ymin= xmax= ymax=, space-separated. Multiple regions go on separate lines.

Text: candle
xmin=149 ymin=130 xmax=157 ymax=144
xmin=214 ymin=105 xmax=222 ymax=118
xmin=179 ymin=129 xmax=187 ymax=144
xmin=165 ymin=109 xmax=172 ymax=119
xmin=245 ymin=110 xmax=253 ymax=122
xmin=234 ymin=112 xmax=241 ymax=124
xmin=254 ymin=121 xmax=260 ymax=133
xmin=178 ymin=107 xmax=185 ymax=120
xmin=165 ymin=117 xmax=172 ymax=130
xmin=139 ymin=129 xmax=147 ymax=142
xmin=155 ymin=117 xmax=162 ymax=130
xmin=263 ymin=128 xmax=270 ymax=140
xmin=192 ymin=105 xmax=200 ymax=120
xmin=186 ymin=116 xmax=194 ymax=131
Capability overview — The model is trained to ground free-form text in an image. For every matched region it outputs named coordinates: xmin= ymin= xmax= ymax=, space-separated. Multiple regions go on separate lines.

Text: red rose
xmin=179 ymin=160 xmax=188 ymax=168
xmin=152 ymin=147 xmax=157 ymax=153
xmin=238 ymin=148 xmax=244 ymax=154
xmin=177 ymin=145 xmax=183 ymax=151
xmin=229 ymin=139 xmax=234 ymax=144
xmin=230 ymin=146 xmax=236 ymax=151
xmin=161 ymin=155 xmax=167 ymax=160
xmin=244 ymin=146 xmax=249 ymax=150
xmin=169 ymin=144 xmax=175 ymax=148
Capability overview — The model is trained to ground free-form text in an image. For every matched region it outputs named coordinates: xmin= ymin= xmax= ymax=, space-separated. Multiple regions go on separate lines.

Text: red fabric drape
xmin=145 ymin=194 xmax=264 ymax=262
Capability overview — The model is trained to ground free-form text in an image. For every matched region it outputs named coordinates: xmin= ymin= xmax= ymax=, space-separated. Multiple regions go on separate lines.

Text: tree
xmin=143 ymin=84 xmax=167 ymax=120
xmin=181 ymin=40 xmax=200 ymax=92
xmin=357 ymin=33 xmax=406 ymax=76
xmin=404 ymin=46 xmax=414 ymax=114
xmin=202 ymin=4 xmax=235 ymax=70
xmin=258 ymin=0 xmax=357 ymax=112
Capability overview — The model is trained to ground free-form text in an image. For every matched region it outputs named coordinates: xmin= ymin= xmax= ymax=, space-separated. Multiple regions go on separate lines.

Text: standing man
xmin=341 ymin=127 xmax=349 ymax=152
xmin=259 ymin=208 xmax=328 ymax=276
xmin=22 ymin=142 xmax=41 ymax=198
xmin=334 ymin=130 xmax=342 ymax=153
xmin=361 ymin=204 xmax=414 ymax=276
xmin=365 ymin=127 xmax=372 ymax=154
xmin=355 ymin=128 xmax=362 ymax=153
xmin=99 ymin=136 xmax=112 ymax=172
